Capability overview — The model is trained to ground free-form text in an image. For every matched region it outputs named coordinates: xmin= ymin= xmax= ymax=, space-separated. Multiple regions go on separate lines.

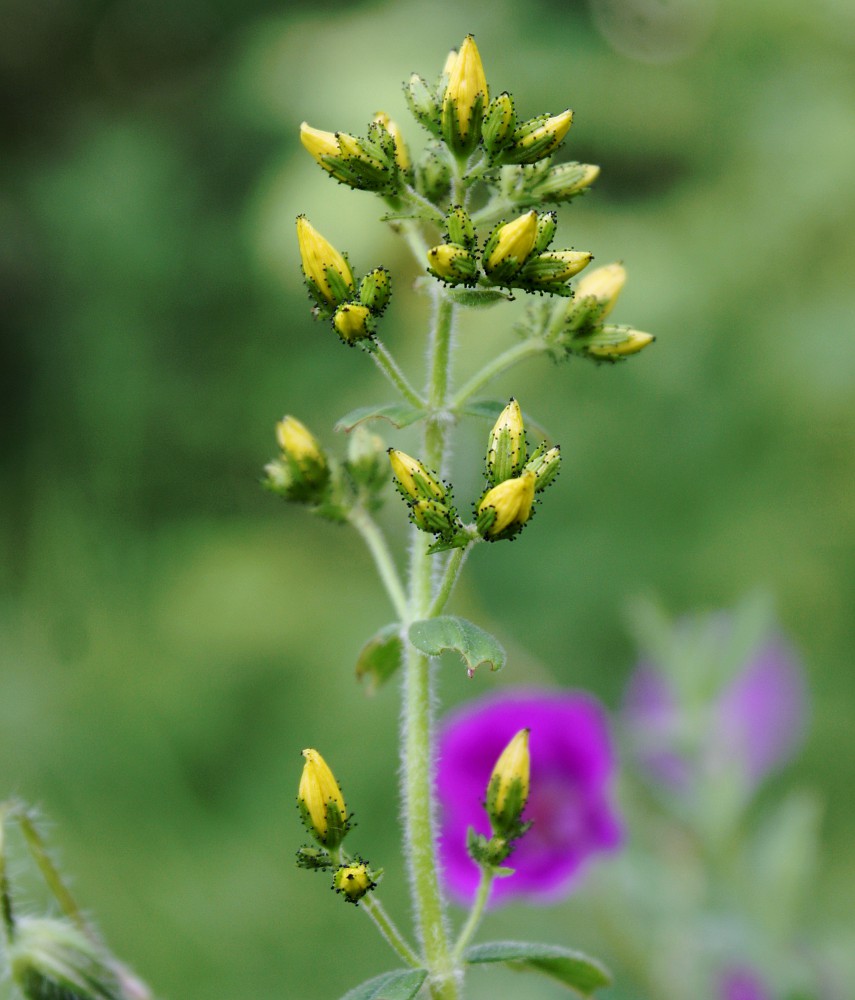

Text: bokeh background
xmin=1 ymin=0 xmax=853 ymax=997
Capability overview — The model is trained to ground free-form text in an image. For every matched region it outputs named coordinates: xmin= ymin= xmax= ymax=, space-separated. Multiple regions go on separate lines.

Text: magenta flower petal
xmin=623 ymin=622 xmax=807 ymax=795
xmin=718 ymin=967 xmax=774 ymax=1000
xmin=436 ymin=689 xmax=622 ymax=906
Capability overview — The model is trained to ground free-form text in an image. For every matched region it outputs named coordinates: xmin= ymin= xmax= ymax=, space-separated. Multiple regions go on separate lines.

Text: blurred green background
xmin=1 ymin=0 xmax=853 ymax=997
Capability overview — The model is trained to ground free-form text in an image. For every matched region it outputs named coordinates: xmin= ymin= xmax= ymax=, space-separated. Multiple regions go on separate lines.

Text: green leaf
xmin=461 ymin=400 xmax=551 ymax=441
xmin=340 ymin=968 xmax=428 ymax=1000
xmin=465 ymin=941 xmax=611 ymax=996
xmin=355 ymin=624 xmax=403 ymax=693
xmin=408 ymin=616 xmax=505 ymax=676
xmin=444 ymin=286 xmax=513 ymax=308
xmin=335 ymin=404 xmax=426 ymax=433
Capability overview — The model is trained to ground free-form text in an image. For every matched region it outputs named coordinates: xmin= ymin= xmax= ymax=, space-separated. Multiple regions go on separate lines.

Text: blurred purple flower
xmin=623 ymin=628 xmax=807 ymax=794
xmin=718 ymin=967 xmax=774 ymax=1000
xmin=436 ymin=689 xmax=622 ymax=905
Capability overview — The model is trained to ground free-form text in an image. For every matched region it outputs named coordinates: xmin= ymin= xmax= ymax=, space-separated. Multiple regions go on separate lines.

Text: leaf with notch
xmin=335 ymin=404 xmax=426 ymax=433
xmin=355 ymin=624 xmax=403 ymax=694
xmin=408 ymin=616 xmax=505 ymax=677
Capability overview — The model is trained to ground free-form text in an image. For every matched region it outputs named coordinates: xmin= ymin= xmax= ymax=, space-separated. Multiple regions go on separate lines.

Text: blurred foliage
xmin=1 ymin=0 xmax=854 ymax=997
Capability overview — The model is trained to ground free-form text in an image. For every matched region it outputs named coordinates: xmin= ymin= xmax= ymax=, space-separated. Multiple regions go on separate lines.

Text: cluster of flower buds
xmin=300 ymin=113 xmax=410 ymax=195
xmin=264 ymin=415 xmax=330 ymax=504
xmin=428 ymin=207 xmax=592 ymax=296
xmin=265 ymin=417 xmax=388 ymax=519
xmin=296 ymin=216 xmax=391 ymax=345
xmin=558 ymin=263 xmax=655 ymax=362
xmin=388 ymin=449 xmax=468 ymax=552
xmin=467 ymin=729 xmax=533 ymax=869
xmin=295 ymin=750 xmax=379 ymax=906
xmin=476 ymin=399 xmax=560 ymax=542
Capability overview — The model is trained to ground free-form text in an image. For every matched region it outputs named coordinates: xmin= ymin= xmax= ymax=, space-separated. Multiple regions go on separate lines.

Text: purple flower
xmin=436 ymin=689 xmax=622 ymax=905
xmin=623 ymin=625 xmax=807 ymax=795
xmin=718 ymin=967 xmax=774 ymax=1000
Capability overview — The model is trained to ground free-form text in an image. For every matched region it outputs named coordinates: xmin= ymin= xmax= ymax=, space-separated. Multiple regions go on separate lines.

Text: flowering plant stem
xmin=402 ymin=289 xmax=460 ymax=999
xmin=451 ymin=867 xmax=495 ymax=962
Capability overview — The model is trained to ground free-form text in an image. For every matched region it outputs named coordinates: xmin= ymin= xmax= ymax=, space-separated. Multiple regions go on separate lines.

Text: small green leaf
xmin=335 ymin=404 xmax=426 ymax=433
xmin=461 ymin=400 xmax=550 ymax=440
xmin=355 ymin=624 xmax=403 ymax=693
xmin=340 ymin=968 xmax=428 ymax=1000
xmin=465 ymin=941 xmax=611 ymax=996
xmin=408 ymin=616 xmax=505 ymax=676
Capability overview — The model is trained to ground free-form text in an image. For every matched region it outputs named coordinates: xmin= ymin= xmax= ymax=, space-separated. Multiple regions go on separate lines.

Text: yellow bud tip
xmin=547 ymin=250 xmax=594 ymax=281
xmin=492 ymin=728 xmax=531 ymax=814
xmin=479 ymin=469 xmax=537 ymax=536
xmin=441 ymin=48 xmax=458 ymax=78
xmin=295 ymin=216 xmax=354 ymax=304
xmin=300 ymin=122 xmax=339 ymax=164
xmin=299 ymin=748 xmax=346 ymax=841
xmin=333 ymin=303 xmax=371 ymax=342
xmin=276 ymin=416 xmax=322 ymax=462
xmin=389 ymin=449 xmax=443 ymax=500
xmin=490 ymin=398 xmax=525 ymax=466
xmin=333 ymin=863 xmax=375 ymax=902
xmin=444 ymin=34 xmax=488 ymax=137
xmin=486 ymin=211 xmax=539 ymax=271
xmin=427 ymin=244 xmax=466 ymax=280
xmin=589 ymin=329 xmax=655 ymax=358
xmin=575 ymin=263 xmax=627 ymax=317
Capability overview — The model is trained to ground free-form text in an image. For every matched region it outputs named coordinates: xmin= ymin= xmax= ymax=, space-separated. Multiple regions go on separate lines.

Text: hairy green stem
xmin=428 ymin=541 xmax=476 ymax=619
xmin=364 ymin=339 xmax=426 ymax=410
xmin=348 ymin=507 xmax=409 ymax=620
xmin=452 ymin=867 xmax=494 ymax=962
xmin=17 ymin=809 xmax=89 ymax=935
xmin=451 ymin=338 xmax=549 ymax=410
xmin=362 ymin=895 xmax=423 ymax=968
xmin=402 ymin=289 xmax=460 ymax=1000
xmin=0 ymin=804 xmax=16 ymax=940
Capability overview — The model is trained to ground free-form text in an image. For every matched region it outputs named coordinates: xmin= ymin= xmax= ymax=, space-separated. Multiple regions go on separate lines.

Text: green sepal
xmin=408 ymin=616 xmax=506 ymax=677
xmin=414 ymin=143 xmax=451 ymax=202
xmin=359 ymin=268 xmax=392 ymax=315
xmin=295 ymin=845 xmax=333 ymax=870
xmin=533 ymin=212 xmax=557 ymax=254
xmin=404 ymin=73 xmax=442 ymax=137
xmin=325 ymin=263 xmax=356 ymax=305
xmin=445 ymin=205 xmax=477 ymax=250
xmin=340 ymin=968 xmax=428 ymax=1000
xmin=355 ymin=623 xmax=403 ymax=693
xmin=482 ymin=92 xmax=516 ymax=158
xmin=464 ymin=941 xmax=612 ymax=996
xmin=335 ymin=404 xmax=426 ymax=433
xmin=486 ymin=774 xmax=530 ymax=838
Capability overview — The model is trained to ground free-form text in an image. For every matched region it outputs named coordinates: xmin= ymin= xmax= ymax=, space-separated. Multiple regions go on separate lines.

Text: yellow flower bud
xmin=298 ymin=748 xmax=347 ymax=848
xmin=296 ymin=216 xmax=354 ymax=306
xmin=332 ymin=303 xmax=372 ymax=344
xmin=389 ymin=449 xmax=445 ymax=502
xmin=586 ymin=326 xmax=655 ymax=359
xmin=333 ymin=862 xmax=376 ymax=905
xmin=574 ymin=263 xmax=627 ymax=320
xmin=276 ymin=415 xmax=323 ymax=465
xmin=300 ymin=122 xmax=340 ymax=164
xmin=484 ymin=211 xmax=539 ymax=275
xmin=517 ymin=109 xmax=573 ymax=156
xmin=426 ymin=243 xmax=479 ymax=284
xmin=534 ymin=249 xmax=593 ymax=282
xmin=442 ymin=34 xmax=488 ymax=151
xmin=487 ymin=398 xmax=526 ymax=483
xmin=487 ymin=728 xmax=531 ymax=834
xmin=477 ymin=469 xmax=536 ymax=538
xmin=373 ymin=111 xmax=410 ymax=171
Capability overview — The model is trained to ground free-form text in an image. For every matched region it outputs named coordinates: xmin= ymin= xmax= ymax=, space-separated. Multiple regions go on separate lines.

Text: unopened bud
xmin=573 ymin=263 xmax=626 ymax=322
xmin=486 ymin=729 xmax=531 ymax=838
xmin=373 ymin=112 xmax=410 ymax=171
xmin=483 ymin=211 xmax=539 ymax=280
xmin=532 ymin=161 xmax=600 ymax=203
xmin=441 ymin=34 xmax=488 ymax=154
xmin=346 ymin=426 xmax=387 ymax=492
xmin=297 ymin=748 xmax=348 ymax=848
xmin=389 ymin=449 xmax=446 ymax=503
xmin=521 ymin=249 xmax=592 ymax=292
xmin=445 ymin=206 xmax=476 ymax=250
xmin=487 ymin=398 xmax=526 ymax=484
xmin=296 ymin=216 xmax=354 ymax=308
xmin=426 ymin=244 xmax=479 ymax=285
xmin=300 ymin=122 xmax=394 ymax=192
xmin=333 ymin=303 xmax=373 ymax=344
xmin=333 ymin=862 xmax=376 ymax=905
xmin=404 ymin=74 xmax=442 ymax=137
xmin=584 ymin=325 xmax=655 ymax=360
xmin=524 ymin=444 xmax=561 ymax=492
xmin=476 ymin=469 xmax=537 ymax=540
xmin=505 ymin=109 xmax=574 ymax=165
xmin=482 ymin=92 xmax=516 ymax=157
xmin=410 ymin=497 xmax=456 ymax=536
xmin=359 ymin=267 xmax=392 ymax=315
